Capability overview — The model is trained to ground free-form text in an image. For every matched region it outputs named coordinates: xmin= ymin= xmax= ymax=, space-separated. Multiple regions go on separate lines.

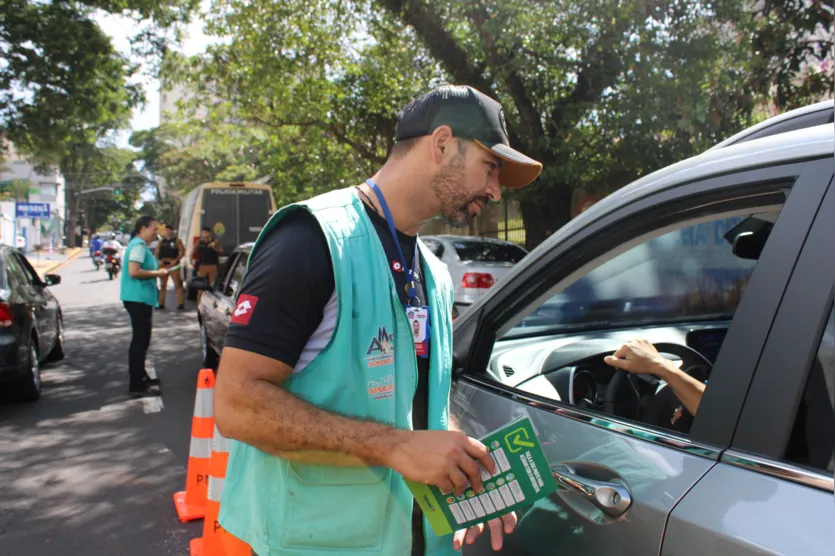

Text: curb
xmin=34 ymin=248 xmax=83 ymax=277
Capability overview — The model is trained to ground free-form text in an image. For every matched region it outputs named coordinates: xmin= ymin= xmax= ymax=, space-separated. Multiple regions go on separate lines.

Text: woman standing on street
xmin=121 ymin=215 xmax=170 ymax=398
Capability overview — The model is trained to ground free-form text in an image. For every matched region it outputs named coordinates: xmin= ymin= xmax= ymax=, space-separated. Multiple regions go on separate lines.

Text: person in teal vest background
xmin=120 ymin=215 xmax=170 ymax=398
xmin=214 ymin=86 xmax=543 ymax=556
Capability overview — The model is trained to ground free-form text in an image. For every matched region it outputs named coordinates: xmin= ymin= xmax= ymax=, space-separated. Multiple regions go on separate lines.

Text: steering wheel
xmin=603 ymin=342 xmax=713 ymax=428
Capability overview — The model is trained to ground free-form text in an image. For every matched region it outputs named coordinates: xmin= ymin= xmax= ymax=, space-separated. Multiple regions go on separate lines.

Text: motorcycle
xmin=92 ymin=250 xmax=103 ymax=271
xmin=102 ymin=247 xmax=121 ymax=280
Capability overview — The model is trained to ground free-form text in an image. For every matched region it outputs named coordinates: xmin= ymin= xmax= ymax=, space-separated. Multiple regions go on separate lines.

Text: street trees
xmin=165 ymin=0 xmax=754 ymax=248
xmin=2 ymin=0 xmax=197 ymax=246
xmin=159 ymin=0 xmax=832 ymax=248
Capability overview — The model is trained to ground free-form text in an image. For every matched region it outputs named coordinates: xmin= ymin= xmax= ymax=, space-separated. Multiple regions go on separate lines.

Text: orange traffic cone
xmin=173 ymin=369 xmax=215 ymax=522
xmin=190 ymin=425 xmax=251 ymax=556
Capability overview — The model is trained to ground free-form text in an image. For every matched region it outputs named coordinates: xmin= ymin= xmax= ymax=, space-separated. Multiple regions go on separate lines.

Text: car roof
xmin=529 ymin=122 xmax=833 ymax=260
xmin=423 ymin=234 xmax=524 ymax=247
xmin=709 ymin=100 xmax=833 ymax=151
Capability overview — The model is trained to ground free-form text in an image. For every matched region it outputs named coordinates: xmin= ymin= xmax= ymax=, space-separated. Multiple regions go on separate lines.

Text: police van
xmin=178 ymin=182 xmax=276 ymax=300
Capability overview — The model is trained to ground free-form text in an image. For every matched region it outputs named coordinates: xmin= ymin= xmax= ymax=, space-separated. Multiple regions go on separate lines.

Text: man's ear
xmin=430 ymin=125 xmax=454 ymax=165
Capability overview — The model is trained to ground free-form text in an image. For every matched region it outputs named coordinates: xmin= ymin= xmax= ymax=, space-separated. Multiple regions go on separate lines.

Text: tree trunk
xmin=66 ymin=188 xmax=81 ymax=248
xmin=518 ymin=183 xmax=573 ymax=251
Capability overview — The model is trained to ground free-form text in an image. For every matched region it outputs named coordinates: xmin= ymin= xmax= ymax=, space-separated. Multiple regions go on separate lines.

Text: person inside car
xmin=604 ymin=339 xmax=706 ymax=416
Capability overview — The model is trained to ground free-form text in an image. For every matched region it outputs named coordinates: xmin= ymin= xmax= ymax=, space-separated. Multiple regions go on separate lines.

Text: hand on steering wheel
xmin=604 ymin=340 xmax=676 ymax=377
xmin=602 ymin=340 xmax=712 ymax=427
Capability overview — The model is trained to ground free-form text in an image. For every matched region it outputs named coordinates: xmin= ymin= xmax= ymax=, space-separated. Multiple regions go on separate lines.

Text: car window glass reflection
xmin=492 ymin=207 xmax=785 ymax=438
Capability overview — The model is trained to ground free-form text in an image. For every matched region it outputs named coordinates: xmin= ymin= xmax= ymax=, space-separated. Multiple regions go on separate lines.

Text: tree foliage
xmin=1 ymin=0 xmax=196 ymax=158
xmin=2 ymin=0 xmax=197 ymax=244
xmin=746 ymin=0 xmax=834 ymax=110
xmin=161 ymin=0 xmax=831 ymax=248
xmin=58 ymin=139 xmax=143 ymax=240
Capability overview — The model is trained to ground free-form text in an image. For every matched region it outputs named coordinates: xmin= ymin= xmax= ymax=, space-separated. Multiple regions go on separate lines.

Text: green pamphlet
xmin=405 ymin=416 xmax=558 ymax=536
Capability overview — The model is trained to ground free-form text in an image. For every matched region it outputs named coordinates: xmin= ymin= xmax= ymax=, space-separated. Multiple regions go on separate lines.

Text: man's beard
xmin=431 ymin=154 xmax=488 ymax=228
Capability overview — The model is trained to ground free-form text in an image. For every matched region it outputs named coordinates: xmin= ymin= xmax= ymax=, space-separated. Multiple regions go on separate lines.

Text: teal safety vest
xmin=219 ymin=188 xmax=457 ymax=556
xmin=120 ymin=237 xmax=159 ymax=307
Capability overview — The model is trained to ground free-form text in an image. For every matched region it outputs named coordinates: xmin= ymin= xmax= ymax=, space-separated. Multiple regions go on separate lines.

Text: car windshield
xmin=510 ymin=213 xmax=777 ymax=334
xmin=453 ymin=240 xmax=527 ymax=263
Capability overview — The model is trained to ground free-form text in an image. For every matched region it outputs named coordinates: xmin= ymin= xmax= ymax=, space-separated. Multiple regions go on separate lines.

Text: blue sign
xmin=15 ymin=202 xmax=50 ymax=219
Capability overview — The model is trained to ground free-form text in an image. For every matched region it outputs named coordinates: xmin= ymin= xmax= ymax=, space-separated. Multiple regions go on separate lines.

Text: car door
xmin=210 ymin=252 xmax=248 ymax=352
xmin=661 ymin=177 xmax=835 ymax=555
xmin=452 ymin=159 xmax=832 ymax=555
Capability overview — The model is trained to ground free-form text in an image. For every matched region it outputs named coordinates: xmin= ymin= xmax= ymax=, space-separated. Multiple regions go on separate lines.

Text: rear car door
xmin=661 ymin=176 xmax=835 ymax=555
xmin=452 ymin=159 xmax=831 ymax=554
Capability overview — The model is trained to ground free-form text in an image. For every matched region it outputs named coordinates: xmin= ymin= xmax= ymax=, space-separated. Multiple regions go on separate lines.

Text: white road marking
xmin=143 ymin=362 xmax=164 ymax=413
xmin=98 ymin=362 xmax=164 ymax=414
xmin=142 ymin=397 xmax=164 ymax=413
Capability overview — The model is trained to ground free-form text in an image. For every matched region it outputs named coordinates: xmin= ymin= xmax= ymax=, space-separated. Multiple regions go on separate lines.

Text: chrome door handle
xmin=551 ymin=464 xmax=632 ymax=518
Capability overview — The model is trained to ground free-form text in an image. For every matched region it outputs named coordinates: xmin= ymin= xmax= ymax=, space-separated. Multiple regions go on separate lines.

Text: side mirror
xmin=732 ymin=231 xmax=767 ymax=260
xmin=43 ymin=274 xmax=61 ymax=286
xmin=190 ymin=276 xmax=210 ymax=291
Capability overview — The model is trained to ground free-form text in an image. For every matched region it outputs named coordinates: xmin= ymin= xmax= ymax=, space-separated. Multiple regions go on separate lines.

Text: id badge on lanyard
xmin=407 ymin=306 xmax=430 ymax=358
xmin=366 ymin=179 xmax=431 ymax=358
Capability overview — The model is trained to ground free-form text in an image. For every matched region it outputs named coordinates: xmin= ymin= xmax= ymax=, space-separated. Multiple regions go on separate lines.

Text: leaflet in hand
xmin=405 ymin=416 xmax=557 ymax=536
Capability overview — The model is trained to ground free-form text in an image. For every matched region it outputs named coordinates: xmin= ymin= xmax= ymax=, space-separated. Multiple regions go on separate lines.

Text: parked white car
xmin=421 ymin=235 xmax=528 ymax=318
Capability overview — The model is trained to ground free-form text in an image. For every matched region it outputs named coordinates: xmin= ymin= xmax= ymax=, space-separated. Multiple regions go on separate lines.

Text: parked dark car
xmin=0 ymin=247 xmax=65 ymax=402
xmin=191 ymin=243 xmax=253 ymax=369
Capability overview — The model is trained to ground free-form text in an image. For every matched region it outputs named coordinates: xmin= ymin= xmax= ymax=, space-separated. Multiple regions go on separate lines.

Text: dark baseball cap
xmin=395 ymin=85 xmax=543 ymax=188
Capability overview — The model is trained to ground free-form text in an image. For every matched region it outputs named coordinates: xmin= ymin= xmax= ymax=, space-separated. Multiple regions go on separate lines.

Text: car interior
xmin=480 ymin=207 xmax=835 ymax=467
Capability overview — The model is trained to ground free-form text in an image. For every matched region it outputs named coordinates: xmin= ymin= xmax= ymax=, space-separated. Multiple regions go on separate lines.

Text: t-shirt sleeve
xmin=128 ymin=244 xmax=145 ymax=263
xmin=223 ymin=209 xmax=335 ymax=368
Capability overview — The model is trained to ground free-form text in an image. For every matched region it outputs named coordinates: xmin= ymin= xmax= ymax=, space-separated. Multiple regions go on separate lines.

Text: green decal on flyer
xmin=405 ymin=416 xmax=558 ymax=536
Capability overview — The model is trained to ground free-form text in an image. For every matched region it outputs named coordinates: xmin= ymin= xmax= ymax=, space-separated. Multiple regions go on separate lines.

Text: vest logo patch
xmin=365 ymin=327 xmax=394 ymax=368
xmin=231 ymin=294 xmax=258 ymax=325
xmin=368 ymin=375 xmax=395 ymax=400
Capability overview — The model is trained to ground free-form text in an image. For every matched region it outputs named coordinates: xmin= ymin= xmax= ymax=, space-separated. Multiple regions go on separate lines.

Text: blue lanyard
xmin=366 ymin=179 xmax=420 ymax=305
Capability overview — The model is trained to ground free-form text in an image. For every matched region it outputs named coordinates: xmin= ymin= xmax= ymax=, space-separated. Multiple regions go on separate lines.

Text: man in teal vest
xmin=214 ymin=85 xmax=542 ymax=556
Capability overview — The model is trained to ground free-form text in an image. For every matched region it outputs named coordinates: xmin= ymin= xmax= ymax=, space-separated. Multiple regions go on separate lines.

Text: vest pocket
xmin=280 ymin=463 xmax=391 ymax=550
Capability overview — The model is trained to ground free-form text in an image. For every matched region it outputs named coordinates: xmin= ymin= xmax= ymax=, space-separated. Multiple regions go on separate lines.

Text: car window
xmin=4 ymin=253 xmax=28 ymax=287
xmin=15 ymin=254 xmax=43 ymax=286
xmin=784 ymin=304 xmax=835 ymax=472
xmin=485 ymin=205 xmax=785 ymax=438
xmin=213 ymin=254 xmax=238 ymax=292
xmin=513 ymin=213 xmax=777 ymax=333
xmin=452 ymin=240 xmax=526 ymax=263
xmin=223 ymin=255 xmax=247 ymax=299
xmin=423 ymin=239 xmax=444 ymax=258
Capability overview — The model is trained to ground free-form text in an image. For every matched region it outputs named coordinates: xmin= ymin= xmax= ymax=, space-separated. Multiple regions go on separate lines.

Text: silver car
xmin=453 ymin=105 xmax=834 ymax=554
xmin=421 ymin=235 xmax=527 ymax=317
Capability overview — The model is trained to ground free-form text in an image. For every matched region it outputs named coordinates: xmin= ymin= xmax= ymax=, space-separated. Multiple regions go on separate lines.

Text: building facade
xmin=0 ymin=146 xmax=66 ymax=251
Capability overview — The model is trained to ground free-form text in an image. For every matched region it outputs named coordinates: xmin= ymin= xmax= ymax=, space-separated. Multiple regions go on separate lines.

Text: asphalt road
xmin=0 ymin=254 xmax=207 ymax=555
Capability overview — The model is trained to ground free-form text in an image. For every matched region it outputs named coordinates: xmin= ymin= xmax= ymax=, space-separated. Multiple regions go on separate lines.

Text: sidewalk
xmin=26 ymin=247 xmax=83 ymax=278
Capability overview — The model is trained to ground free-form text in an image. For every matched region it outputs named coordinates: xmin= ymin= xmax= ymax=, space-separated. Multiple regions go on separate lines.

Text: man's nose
xmin=487 ymin=172 xmax=502 ymax=203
